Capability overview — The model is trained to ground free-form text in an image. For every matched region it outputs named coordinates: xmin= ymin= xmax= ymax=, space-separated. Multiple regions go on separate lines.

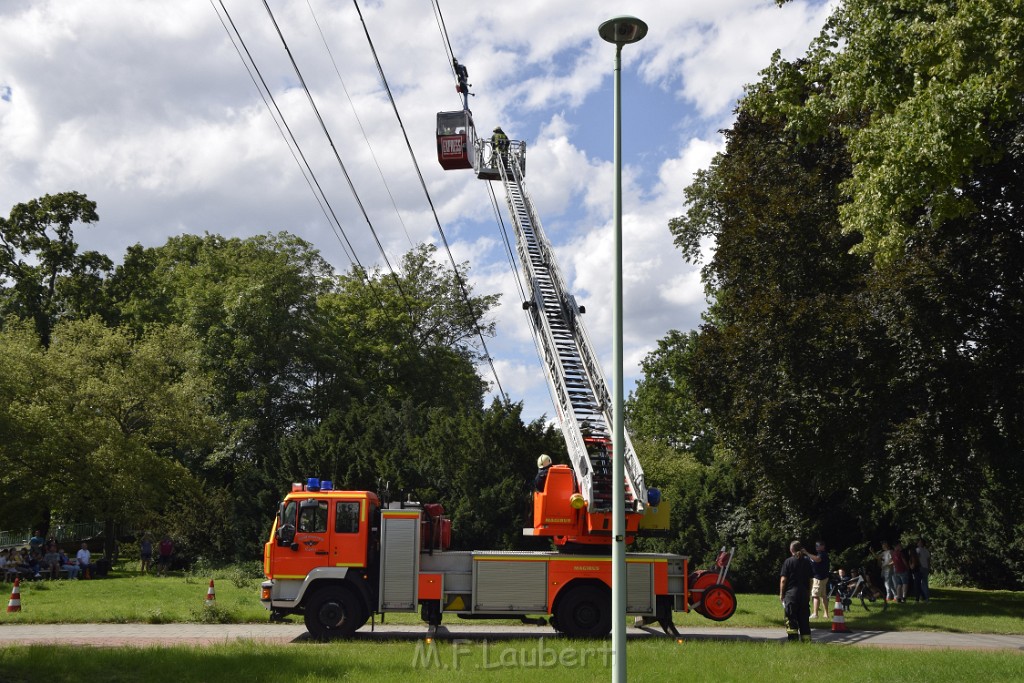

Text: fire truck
xmin=260 ymin=478 xmax=735 ymax=639
xmin=258 ymin=84 xmax=737 ymax=638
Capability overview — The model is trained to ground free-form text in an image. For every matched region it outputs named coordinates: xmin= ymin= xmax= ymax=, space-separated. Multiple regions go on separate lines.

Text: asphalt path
xmin=1 ymin=622 xmax=1022 ymax=651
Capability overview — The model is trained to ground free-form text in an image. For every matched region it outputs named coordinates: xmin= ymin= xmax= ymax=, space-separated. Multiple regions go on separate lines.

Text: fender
xmin=268 ymin=566 xmax=353 ymax=610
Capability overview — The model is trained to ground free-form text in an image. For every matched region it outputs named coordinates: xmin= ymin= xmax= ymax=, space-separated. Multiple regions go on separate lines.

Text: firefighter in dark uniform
xmin=534 ymin=454 xmax=552 ymax=492
xmin=779 ymin=540 xmax=813 ymax=642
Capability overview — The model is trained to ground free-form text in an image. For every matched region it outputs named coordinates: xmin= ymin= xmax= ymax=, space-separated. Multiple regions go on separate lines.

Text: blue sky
xmin=0 ymin=0 xmax=833 ymax=422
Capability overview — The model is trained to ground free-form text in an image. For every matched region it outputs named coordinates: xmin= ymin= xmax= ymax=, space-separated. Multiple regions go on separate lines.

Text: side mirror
xmin=277 ymin=523 xmax=296 ymax=547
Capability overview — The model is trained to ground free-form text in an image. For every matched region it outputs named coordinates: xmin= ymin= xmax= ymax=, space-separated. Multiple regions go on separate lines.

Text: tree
xmin=764 ymin=0 xmax=1024 ymax=261
xmin=325 ymin=243 xmax=499 ymax=412
xmin=671 ymin=103 xmax=884 ymax=544
xmin=627 ymin=329 xmax=716 ymax=463
xmin=0 ymin=318 xmax=219 ymax=557
xmin=659 ymin=1 xmax=1024 ymax=587
xmin=0 ymin=192 xmax=112 ymax=346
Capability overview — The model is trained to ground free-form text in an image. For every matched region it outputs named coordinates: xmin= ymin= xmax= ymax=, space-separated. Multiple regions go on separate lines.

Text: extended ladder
xmin=489 ymin=144 xmax=647 ymax=513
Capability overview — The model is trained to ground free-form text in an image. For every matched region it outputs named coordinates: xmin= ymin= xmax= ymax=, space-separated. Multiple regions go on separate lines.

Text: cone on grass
xmin=205 ymin=579 xmax=216 ymax=606
xmin=831 ymin=595 xmax=850 ymax=633
xmin=7 ymin=578 xmax=22 ymax=613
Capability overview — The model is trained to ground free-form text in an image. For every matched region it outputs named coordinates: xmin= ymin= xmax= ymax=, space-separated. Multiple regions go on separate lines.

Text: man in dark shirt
xmin=809 ymin=541 xmax=830 ymax=618
xmin=779 ymin=540 xmax=813 ymax=641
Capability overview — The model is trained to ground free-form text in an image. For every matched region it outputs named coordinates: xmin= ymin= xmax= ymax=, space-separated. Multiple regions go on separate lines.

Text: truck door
xmin=275 ymin=498 xmax=330 ymax=578
xmin=331 ymin=500 xmax=367 ymax=568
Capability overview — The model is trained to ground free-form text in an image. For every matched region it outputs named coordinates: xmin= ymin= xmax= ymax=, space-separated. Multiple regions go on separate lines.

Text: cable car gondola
xmin=436 ymin=109 xmax=475 ymax=170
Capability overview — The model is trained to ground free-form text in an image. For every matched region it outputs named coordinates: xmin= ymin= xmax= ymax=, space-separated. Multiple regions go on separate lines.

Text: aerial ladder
xmin=435 ymin=59 xmax=666 ymax=548
xmin=489 ymin=142 xmax=663 ymax=548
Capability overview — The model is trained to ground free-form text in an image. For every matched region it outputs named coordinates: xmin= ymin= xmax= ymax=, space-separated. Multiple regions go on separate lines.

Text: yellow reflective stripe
xmin=274 ymin=574 xmax=306 ymax=579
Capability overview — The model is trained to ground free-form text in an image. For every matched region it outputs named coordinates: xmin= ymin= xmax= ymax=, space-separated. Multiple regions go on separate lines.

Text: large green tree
xmin=660 ymin=0 xmax=1024 ymax=587
xmin=0 ymin=318 xmax=218 ymax=557
xmin=0 ymin=192 xmax=112 ymax=346
xmin=770 ymin=0 xmax=1024 ymax=260
xmin=324 ymin=243 xmax=499 ymax=412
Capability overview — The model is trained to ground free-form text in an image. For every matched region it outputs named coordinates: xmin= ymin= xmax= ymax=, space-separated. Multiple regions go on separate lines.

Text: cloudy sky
xmin=0 ymin=0 xmax=832 ymax=422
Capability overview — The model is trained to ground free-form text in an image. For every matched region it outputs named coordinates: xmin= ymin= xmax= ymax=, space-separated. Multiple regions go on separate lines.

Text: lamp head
xmin=599 ymin=16 xmax=648 ymax=46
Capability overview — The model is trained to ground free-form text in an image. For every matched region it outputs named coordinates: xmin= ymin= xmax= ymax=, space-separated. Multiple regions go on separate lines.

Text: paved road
xmin=1 ymin=623 xmax=1022 ymax=650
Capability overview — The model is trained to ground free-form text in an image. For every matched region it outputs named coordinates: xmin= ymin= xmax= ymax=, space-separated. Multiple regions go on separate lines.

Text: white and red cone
xmin=205 ymin=579 xmax=216 ymax=606
xmin=831 ymin=595 xmax=850 ymax=633
xmin=7 ymin=578 xmax=22 ymax=613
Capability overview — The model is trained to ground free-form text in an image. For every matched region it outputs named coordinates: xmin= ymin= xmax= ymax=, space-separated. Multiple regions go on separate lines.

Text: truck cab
xmin=261 ymin=480 xmax=382 ymax=636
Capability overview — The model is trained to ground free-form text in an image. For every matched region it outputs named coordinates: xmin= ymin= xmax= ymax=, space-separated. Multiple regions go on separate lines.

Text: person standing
xmin=879 ymin=541 xmax=896 ymax=602
xmin=808 ymin=541 xmax=830 ymax=619
xmin=156 ymin=535 xmax=173 ymax=577
xmin=139 ymin=533 xmax=153 ymax=573
xmin=916 ymin=538 xmax=931 ymax=603
xmin=906 ymin=545 xmax=919 ymax=601
xmin=780 ymin=540 xmax=813 ymax=642
xmin=891 ymin=541 xmax=910 ymax=603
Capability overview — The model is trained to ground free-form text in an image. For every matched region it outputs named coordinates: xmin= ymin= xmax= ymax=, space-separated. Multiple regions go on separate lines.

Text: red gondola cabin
xmin=436 ymin=110 xmax=475 ymax=170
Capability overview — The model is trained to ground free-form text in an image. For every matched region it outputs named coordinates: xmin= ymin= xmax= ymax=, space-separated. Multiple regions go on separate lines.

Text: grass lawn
xmin=0 ymin=639 xmax=1022 ymax=683
xmin=2 ymin=570 xmax=1021 ymax=635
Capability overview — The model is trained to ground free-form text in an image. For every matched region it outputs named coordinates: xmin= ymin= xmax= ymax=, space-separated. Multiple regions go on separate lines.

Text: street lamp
xmin=598 ymin=15 xmax=647 ymax=683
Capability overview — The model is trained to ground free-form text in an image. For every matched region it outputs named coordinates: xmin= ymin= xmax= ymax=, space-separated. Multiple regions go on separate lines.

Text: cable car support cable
xmin=351 ymin=0 xmax=507 ymax=401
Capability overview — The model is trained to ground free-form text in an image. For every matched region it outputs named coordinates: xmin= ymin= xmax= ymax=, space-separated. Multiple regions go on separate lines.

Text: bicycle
xmin=827 ymin=566 xmax=888 ymax=612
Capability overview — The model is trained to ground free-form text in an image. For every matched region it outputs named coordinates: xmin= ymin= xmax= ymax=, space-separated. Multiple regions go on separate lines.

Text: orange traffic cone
xmin=831 ymin=595 xmax=850 ymax=633
xmin=205 ymin=579 xmax=216 ymax=606
xmin=7 ymin=578 xmax=22 ymax=613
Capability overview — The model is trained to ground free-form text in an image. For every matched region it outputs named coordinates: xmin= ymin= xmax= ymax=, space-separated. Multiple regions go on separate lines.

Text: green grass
xmin=0 ymin=569 xmax=268 ymax=624
xmin=2 ymin=571 xmax=1022 ymax=635
xmin=0 ymin=639 xmax=1022 ymax=683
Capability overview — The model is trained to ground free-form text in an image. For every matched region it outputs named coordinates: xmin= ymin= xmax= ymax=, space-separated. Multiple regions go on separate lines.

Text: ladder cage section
xmin=494 ymin=152 xmax=647 ymax=513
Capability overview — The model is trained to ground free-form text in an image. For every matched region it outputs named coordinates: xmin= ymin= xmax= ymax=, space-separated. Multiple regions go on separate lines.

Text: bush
xmin=189 ymin=604 xmax=238 ymax=624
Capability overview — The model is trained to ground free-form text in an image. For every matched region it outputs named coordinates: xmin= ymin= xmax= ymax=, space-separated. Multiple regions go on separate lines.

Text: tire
xmin=554 ymin=585 xmax=612 ymax=638
xmin=699 ymin=584 xmax=736 ymax=622
xmin=303 ymin=587 xmax=364 ymax=640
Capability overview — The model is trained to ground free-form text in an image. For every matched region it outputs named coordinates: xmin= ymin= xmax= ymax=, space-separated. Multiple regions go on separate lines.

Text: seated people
xmin=59 ymin=547 xmax=80 ymax=580
xmin=43 ymin=542 xmax=62 ymax=579
xmin=76 ymin=542 xmax=92 ymax=579
xmin=27 ymin=548 xmax=44 ymax=578
xmin=0 ymin=549 xmax=14 ymax=582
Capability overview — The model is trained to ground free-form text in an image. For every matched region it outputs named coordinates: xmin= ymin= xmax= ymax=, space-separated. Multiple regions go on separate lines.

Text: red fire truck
xmin=260 ymin=478 xmax=735 ymax=639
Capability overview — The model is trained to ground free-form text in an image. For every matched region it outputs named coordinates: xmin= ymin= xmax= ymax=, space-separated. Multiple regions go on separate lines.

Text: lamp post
xmin=598 ymin=15 xmax=647 ymax=683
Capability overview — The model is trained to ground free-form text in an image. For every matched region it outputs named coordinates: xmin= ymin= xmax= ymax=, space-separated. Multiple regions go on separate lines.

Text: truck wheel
xmin=699 ymin=584 xmax=736 ymax=622
xmin=304 ymin=587 xmax=363 ymax=640
xmin=555 ymin=585 xmax=611 ymax=638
